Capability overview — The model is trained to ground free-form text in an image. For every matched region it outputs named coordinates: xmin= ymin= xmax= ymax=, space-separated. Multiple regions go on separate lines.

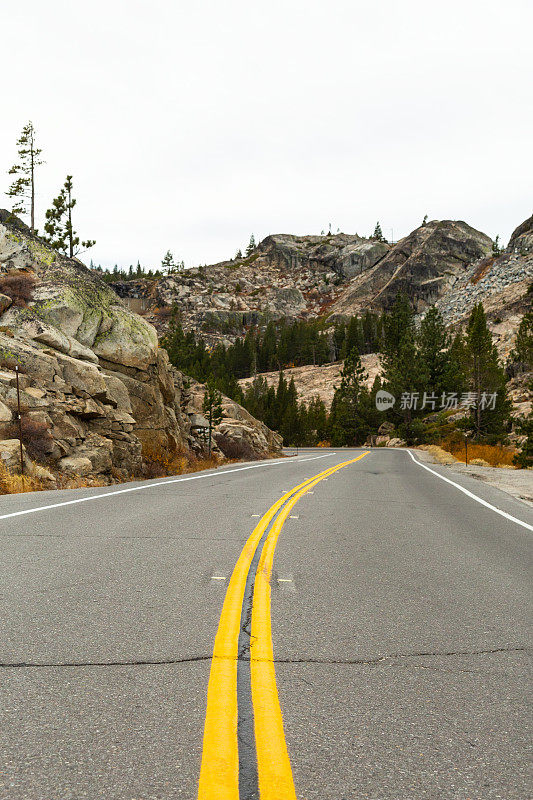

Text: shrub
xmin=214 ymin=432 xmax=256 ymax=461
xmin=5 ymin=417 xmax=54 ymax=462
xmin=141 ymin=443 xmax=220 ymax=477
xmin=0 ymin=272 xmax=36 ymax=307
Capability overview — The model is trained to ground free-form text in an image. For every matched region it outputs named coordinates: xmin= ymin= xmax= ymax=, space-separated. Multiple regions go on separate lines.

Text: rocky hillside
xmin=112 ymin=232 xmax=390 ymax=345
xmin=0 ymin=211 xmax=281 ymax=484
xmin=329 ymin=219 xmax=493 ymax=317
xmin=238 ymin=355 xmax=381 ymax=409
xmin=109 ymin=219 xmax=521 ymax=348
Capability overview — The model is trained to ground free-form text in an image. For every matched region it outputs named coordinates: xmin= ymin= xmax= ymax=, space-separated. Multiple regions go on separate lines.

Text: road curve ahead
xmin=0 ymin=448 xmax=531 ymax=799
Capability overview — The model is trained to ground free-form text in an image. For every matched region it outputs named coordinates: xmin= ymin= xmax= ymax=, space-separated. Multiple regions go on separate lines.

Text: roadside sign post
xmin=15 ymin=365 xmax=24 ymax=475
xmin=464 ymin=431 xmax=472 ymax=466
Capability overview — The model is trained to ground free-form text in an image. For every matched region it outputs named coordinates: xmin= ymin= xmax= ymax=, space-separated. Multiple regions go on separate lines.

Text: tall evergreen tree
xmin=329 ymin=349 xmax=373 ymax=446
xmin=418 ymin=307 xmax=453 ymax=396
xmin=7 ymin=122 xmax=44 ymax=235
xmin=44 ymin=175 xmax=95 ymax=257
xmin=202 ymin=381 xmax=223 ymax=456
xmin=512 ymin=311 xmax=532 ymax=370
xmin=381 ymin=293 xmax=424 ymax=438
xmin=463 ymin=303 xmax=511 ymax=439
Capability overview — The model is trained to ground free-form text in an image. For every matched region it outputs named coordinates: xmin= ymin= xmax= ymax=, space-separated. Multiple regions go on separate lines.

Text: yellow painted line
xmin=250 ymin=452 xmax=369 ymax=800
xmin=197 ymin=459 xmax=355 ymax=799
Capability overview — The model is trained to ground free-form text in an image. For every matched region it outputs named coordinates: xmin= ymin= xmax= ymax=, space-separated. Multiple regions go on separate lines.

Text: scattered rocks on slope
xmin=432 ymin=250 xmax=532 ymax=357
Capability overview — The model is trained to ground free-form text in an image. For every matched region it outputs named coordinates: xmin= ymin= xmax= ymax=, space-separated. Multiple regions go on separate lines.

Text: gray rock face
xmin=258 ymin=233 xmax=389 ymax=278
xmin=432 ymin=250 xmax=532 ymax=358
xmin=0 ymin=213 xmax=282 ymax=480
xmin=508 ymin=214 xmax=533 ymax=254
xmin=330 ymin=220 xmax=493 ymax=316
xmin=111 ymin=232 xmax=389 ymax=346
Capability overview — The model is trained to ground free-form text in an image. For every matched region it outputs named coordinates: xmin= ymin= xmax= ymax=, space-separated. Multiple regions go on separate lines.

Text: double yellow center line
xmin=198 ymin=452 xmax=369 ymax=799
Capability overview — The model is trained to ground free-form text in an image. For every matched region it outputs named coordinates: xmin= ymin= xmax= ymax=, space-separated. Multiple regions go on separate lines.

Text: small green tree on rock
xmin=44 ymin=175 xmax=95 ymax=258
xmin=246 ymin=234 xmax=256 ymax=256
xmin=7 ymin=121 xmax=44 ymax=235
xmin=161 ymin=250 xmax=178 ymax=274
xmin=372 ymin=221 xmax=387 ymax=242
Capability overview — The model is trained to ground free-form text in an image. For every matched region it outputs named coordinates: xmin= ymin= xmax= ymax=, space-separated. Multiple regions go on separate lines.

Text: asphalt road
xmin=0 ymin=448 xmax=531 ymax=800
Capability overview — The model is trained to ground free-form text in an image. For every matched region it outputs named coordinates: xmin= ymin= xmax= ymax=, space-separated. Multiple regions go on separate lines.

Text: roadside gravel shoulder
xmin=414 ymin=447 xmax=533 ymax=508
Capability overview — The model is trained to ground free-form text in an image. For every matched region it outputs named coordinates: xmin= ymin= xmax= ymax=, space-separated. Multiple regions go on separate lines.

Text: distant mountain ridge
xmin=110 ymin=216 xmax=531 ymax=357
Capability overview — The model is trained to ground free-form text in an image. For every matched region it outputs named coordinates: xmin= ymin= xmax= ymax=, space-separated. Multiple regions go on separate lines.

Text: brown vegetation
xmin=5 ymin=417 xmax=54 ymax=462
xmin=470 ymin=256 xmax=495 ymax=285
xmin=0 ymin=272 xmax=36 ymax=306
xmin=439 ymin=439 xmax=517 ymax=467
xmin=141 ymin=442 xmax=220 ymax=479
xmin=0 ymin=460 xmax=45 ymax=494
xmin=214 ymin=432 xmax=256 ymax=461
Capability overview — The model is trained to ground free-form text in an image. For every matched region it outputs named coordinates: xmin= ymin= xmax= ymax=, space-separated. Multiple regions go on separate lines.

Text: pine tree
xmin=513 ymin=416 xmax=533 ymax=468
xmin=345 ymin=316 xmax=364 ymax=356
xmin=329 ymin=349 xmax=372 ymax=446
xmin=44 ymin=175 xmax=95 ymax=258
xmin=418 ymin=307 xmax=453 ymax=396
xmin=202 ymin=380 xmax=223 ymax=456
xmin=306 ymin=396 xmax=328 ymax=442
xmin=279 ymin=378 xmax=301 ymax=445
xmin=382 ymin=293 xmax=424 ymax=438
xmin=7 ymin=122 xmax=43 ymax=235
xmin=464 ymin=303 xmax=511 ymax=440
xmin=161 ymin=250 xmax=176 ymax=274
xmin=235 ymin=248 xmax=243 ymax=259
xmin=372 ymin=221 xmax=386 ymax=242
xmin=511 ymin=311 xmax=532 ymax=370
xmin=246 ymin=234 xmax=256 ymax=256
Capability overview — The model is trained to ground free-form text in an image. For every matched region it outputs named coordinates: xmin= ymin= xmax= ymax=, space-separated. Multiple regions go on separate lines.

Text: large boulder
xmin=508 ymin=214 xmax=533 ymax=254
xmin=0 ymin=212 xmax=281 ymax=479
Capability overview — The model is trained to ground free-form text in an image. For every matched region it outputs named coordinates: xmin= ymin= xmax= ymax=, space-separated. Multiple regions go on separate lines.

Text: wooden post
xmin=15 ymin=366 xmax=24 ymax=475
xmin=465 ymin=434 xmax=468 ymax=466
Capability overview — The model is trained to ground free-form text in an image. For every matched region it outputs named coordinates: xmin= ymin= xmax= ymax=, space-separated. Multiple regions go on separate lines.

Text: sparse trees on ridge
xmin=246 ymin=234 xmax=256 ymax=256
xmin=7 ymin=121 xmax=44 ymax=235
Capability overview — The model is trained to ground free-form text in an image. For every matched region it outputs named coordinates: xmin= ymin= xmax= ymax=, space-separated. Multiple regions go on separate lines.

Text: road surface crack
xmin=1 ymin=645 xmax=527 ymax=669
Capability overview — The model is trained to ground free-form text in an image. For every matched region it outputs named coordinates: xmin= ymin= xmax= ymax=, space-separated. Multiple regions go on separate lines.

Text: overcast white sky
xmin=2 ymin=0 xmax=532 ymax=269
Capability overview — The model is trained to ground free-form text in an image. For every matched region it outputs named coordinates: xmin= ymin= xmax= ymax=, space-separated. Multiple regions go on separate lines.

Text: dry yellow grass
xmin=0 ymin=460 xmax=46 ymax=494
xmin=440 ymin=440 xmax=517 ymax=467
xmin=141 ymin=443 xmax=221 ymax=478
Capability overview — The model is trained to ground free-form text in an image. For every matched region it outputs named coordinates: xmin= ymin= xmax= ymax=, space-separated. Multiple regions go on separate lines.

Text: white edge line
xmin=0 ymin=452 xmax=338 ymax=522
xmin=407 ymin=449 xmax=533 ymax=532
